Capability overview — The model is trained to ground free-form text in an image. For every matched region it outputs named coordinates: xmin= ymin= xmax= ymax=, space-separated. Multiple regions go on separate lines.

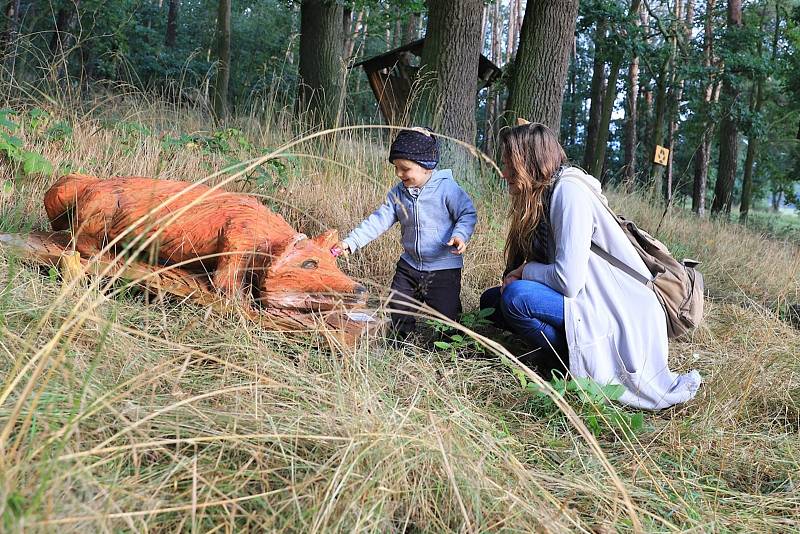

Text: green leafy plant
xmin=45 ymin=120 xmax=74 ymax=143
xmin=426 ymin=307 xmax=496 ymax=359
xmin=513 ymin=367 xmax=646 ymax=439
xmin=0 ymin=109 xmax=55 ymax=182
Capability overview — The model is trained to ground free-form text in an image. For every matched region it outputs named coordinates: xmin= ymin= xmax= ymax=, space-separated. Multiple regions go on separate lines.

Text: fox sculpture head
xmin=255 ymin=230 xmax=367 ymax=310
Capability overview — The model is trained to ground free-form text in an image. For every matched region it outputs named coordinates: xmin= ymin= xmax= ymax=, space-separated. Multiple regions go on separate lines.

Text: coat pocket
xmin=574 ymin=332 xmax=640 ymax=387
xmin=417 ymin=226 xmax=445 ymax=258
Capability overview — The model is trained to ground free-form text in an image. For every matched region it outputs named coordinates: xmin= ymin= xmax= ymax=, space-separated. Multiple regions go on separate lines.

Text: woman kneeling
xmin=481 ymin=122 xmax=701 ymax=410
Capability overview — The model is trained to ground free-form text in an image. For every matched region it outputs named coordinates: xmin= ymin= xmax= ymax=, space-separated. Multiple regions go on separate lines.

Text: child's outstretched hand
xmin=330 ymin=241 xmax=350 ymax=257
xmin=447 ymin=236 xmax=466 ymax=255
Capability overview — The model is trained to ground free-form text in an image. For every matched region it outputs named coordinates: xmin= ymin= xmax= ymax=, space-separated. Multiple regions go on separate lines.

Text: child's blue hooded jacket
xmin=342 ymin=169 xmax=477 ymax=271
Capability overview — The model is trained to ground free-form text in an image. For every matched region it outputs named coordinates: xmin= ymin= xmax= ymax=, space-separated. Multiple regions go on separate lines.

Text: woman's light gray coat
xmin=521 ymin=167 xmax=702 ymax=410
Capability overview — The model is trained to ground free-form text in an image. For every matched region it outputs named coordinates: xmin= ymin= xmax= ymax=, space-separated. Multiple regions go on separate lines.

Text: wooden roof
xmin=352 ymin=38 xmax=502 ymax=125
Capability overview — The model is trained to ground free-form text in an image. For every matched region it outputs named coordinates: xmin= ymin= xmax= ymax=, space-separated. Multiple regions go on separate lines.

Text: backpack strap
xmin=590 ymin=242 xmax=652 ymax=287
xmin=565 ymin=170 xmax=653 ymax=287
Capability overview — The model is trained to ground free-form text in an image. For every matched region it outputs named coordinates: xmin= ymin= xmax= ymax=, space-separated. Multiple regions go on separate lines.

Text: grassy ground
xmin=1 ymin=91 xmax=799 ymax=532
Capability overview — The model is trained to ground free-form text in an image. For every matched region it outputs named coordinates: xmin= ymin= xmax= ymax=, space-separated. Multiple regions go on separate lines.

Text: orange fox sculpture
xmin=43 ymin=174 xmax=367 ymax=311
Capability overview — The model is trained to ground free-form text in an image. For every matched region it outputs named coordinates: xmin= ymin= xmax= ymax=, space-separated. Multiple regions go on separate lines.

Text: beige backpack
xmin=576 ymin=177 xmax=705 ymax=339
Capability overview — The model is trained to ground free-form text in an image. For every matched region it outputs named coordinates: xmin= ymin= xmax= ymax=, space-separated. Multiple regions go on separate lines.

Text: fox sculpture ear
xmin=311 ymin=229 xmax=339 ymax=250
xmin=516 ymin=117 xmax=531 ymax=126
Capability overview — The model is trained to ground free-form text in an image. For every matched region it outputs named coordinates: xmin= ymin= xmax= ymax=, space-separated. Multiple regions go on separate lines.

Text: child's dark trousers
xmin=388 ymin=258 xmax=462 ymax=335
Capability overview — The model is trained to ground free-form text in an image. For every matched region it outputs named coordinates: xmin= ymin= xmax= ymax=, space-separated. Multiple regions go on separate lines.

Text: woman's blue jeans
xmin=479 ymin=281 xmax=569 ymax=375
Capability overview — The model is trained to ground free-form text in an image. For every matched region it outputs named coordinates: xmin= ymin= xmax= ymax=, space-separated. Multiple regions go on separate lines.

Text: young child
xmin=333 ymin=127 xmax=477 ymax=336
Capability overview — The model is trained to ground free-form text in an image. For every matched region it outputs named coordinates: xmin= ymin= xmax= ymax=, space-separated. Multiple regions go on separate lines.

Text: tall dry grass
xmin=0 ymin=87 xmax=799 ymax=532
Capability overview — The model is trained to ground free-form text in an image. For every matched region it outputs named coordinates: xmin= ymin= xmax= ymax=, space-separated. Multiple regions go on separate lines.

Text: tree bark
xmin=692 ymin=0 xmax=717 ymax=215
xmin=212 ymin=0 xmax=231 ymax=121
xmin=623 ymin=2 xmax=644 ymax=185
xmin=403 ymin=11 xmax=419 ymax=44
xmin=165 ymin=0 xmax=180 ymax=48
xmin=582 ymin=20 xmax=607 ymax=170
xmin=344 ymin=10 xmax=364 ymax=61
xmin=1 ymin=0 xmax=21 ymax=59
xmin=665 ymin=0 xmax=692 ymax=199
xmin=567 ymin=49 xmax=578 ymax=146
xmin=740 ymin=4 xmax=780 ymax=222
xmin=506 ymin=0 xmax=579 ymax=137
xmin=506 ymin=0 xmax=518 ymax=63
xmin=711 ymin=0 xmax=743 ymax=217
xmin=650 ymin=41 xmax=675 ymax=201
xmin=484 ymin=0 xmax=502 ymax=154
xmin=49 ymin=5 xmax=75 ymax=57
xmin=418 ymin=0 xmax=483 ymax=144
xmin=592 ymin=0 xmax=643 ymax=182
xmin=298 ymin=0 xmax=345 ymax=128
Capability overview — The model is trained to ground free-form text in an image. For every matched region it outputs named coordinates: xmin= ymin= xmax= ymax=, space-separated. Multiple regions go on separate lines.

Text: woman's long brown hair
xmin=501 ymin=122 xmax=568 ymax=270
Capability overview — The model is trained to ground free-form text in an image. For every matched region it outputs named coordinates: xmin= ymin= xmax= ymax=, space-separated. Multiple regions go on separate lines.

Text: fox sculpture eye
xmin=301 ymin=259 xmax=319 ymax=269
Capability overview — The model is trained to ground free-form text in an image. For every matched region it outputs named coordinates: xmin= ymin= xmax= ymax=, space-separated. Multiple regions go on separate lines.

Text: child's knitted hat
xmin=388 ymin=127 xmax=439 ymax=170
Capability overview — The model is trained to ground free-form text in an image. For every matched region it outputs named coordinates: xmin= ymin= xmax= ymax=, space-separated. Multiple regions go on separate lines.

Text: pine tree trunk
xmin=582 ymin=20 xmax=606 ymax=170
xmin=344 ymin=10 xmax=364 ymax=60
xmin=484 ymin=0 xmax=502 ymax=155
xmin=506 ymin=0 xmax=578 ymax=137
xmin=165 ymin=0 xmax=180 ymax=48
xmin=567 ymin=51 xmax=578 ymax=146
xmin=212 ymin=0 xmax=231 ymax=121
xmin=506 ymin=0 xmax=518 ymax=63
xmin=639 ymin=86 xmax=653 ymax=188
xmin=711 ymin=0 xmax=743 ymax=217
xmin=403 ymin=11 xmax=419 ymax=43
xmin=591 ymin=0 xmax=642 ymax=182
xmin=1 ymin=0 xmax=21 ymax=59
xmin=623 ymin=3 xmax=643 ymax=185
xmin=418 ymin=0 xmax=483 ymax=144
xmin=692 ymin=131 xmax=710 ymax=214
xmin=50 ymin=8 xmax=70 ymax=55
xmin=740 ymin=5 xmax=779 ymax=222
xmin=484 ymin=0 xmax=502 ymax=154
xmin=650 ymin=51 xmax=672 ymax=200
xmin=298 ymin=0 xmax=345 ymax=128
xmin=692 ymin=0 xmax=717 ymax=215
xmin=665 ymin=0 xmax=690 ymax=200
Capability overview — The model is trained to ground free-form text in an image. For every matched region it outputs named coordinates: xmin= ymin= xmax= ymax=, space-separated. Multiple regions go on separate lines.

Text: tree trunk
xmin=298 ymin=0 xmax=345 ymax=128
xmin=506 ymin=0 xmax=518 ymax=63
xmin=344 ymin=10 xmax=364 ymax=61
xmin=692 ymin=0 xmax=717 ymax=215
xmin=165 ymin=0 xmax=180 ymax=48
xmin=418 ymin=0 xmax=483 ymax=145
xmin=403 ymin=11 xmax=419 ymax=43
xmin=665 ymin=0 xmax=691 ymax=199
xmin=212 ymin=0 xmax=231 ymax=121
xmin=711 ymin=0 xmax=743 ymax=217
xmin=1 ymin=0 xmax=21 ymax=59
xmin=650 ymin=49 xmax=673 ymax=200
xmin=484 ymin=0 xmax=502 ymax=154
xmin=592 ymin=0 xmax=642 ymax=182
xmin=49 ymin=6 xmax=76 ymax=57
xmin=567 ymin=50 xmax=578 ymax=146
xmin=582 ymin=20 xmax=607 ymax=170
xmin=740 ymin=4 xmax=779 ymax=222
xmin=505 ymin=0 xmax=578 ymax=137
xmin=771 ymin=190 xmax=782 ymax=211
xmin=623 ymin=2 xmax=644 ymax=185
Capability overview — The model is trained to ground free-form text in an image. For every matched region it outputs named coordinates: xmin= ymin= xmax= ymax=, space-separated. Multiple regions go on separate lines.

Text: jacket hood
xmin=560 ymin=166 xmax=609 ymax=206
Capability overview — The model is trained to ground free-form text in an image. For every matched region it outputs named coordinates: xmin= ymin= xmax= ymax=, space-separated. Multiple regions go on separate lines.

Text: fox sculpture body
xmin=43 ymin=174 xmax=367 ymax=311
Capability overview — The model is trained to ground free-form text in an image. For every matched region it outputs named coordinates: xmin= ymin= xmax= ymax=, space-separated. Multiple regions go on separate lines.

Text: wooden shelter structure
xmin=353 ymin=38 xmax=502 ymax=125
